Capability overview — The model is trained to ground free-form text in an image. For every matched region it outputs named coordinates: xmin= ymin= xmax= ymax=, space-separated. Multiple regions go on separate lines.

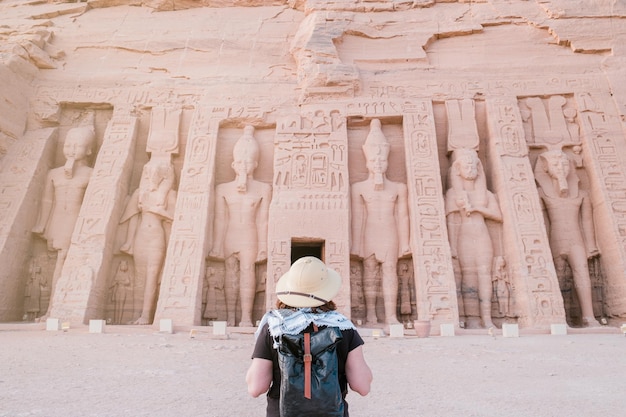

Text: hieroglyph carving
xmin=574 ymin=92 xmax=626 ymax=317
xmin=49 ymin=111 xmax=139 ymax=323
xmin=268 ymin=107 xmax=350 ymax=313
xmin=487 ymin=97 xmax=565 ymax=328
xmin=402 ymin=101 xmax=458 ymax=327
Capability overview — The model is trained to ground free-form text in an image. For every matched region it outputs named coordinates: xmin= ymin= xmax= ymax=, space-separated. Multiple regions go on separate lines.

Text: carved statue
xmin=351 ymin=119 xmax=411 ymax=325
xmin=534 ymin=149 xmax=600 ymax=327
xmin=210 ymin=126 xmax=272 ymax=327
xmin=32 ymin=125 xmax=96 ymax=319
xmin=109 ymin=260 xmax=132 ymax=325
xmin=445 ymin=148 xmax=502 ymax=329
xmin=120 ymin=155 xmax=177 ymax=325
xmin=23 ymin=260 xmax=46 ymax=321
xmin=492 ymin=255 xmax=511 ymax=317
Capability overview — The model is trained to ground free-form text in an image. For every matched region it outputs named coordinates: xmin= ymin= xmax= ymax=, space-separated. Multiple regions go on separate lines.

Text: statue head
xmin=63 ymin=126 xmax=96 ymax=177
xmin=362 ymin=119 xmax=390 ymax=188
xmin=232 ymin=125 xmax=260 ymax=192
xmin=534 ymin=149 xmax=578 ymax=198
xmin=451 ymin=148 xmax=480 ymax=181
xmin=448 ymin=148 xmax=486 ymax=192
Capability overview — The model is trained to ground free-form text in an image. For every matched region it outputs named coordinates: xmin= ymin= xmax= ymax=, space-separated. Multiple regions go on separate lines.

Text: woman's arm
xmin=345 ymin=345 xmax=373 ymax=396
xmin=245 ymin=358 xmax=273 ymax=397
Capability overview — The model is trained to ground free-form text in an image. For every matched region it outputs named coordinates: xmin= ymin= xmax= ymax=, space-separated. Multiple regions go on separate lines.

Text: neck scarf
xmin=255 ymin=308 xmax=356 ymax=342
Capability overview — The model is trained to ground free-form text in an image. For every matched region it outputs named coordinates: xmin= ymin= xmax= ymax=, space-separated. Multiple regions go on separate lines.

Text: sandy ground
xmin=1 ymin=323 xmax=625 ymax=417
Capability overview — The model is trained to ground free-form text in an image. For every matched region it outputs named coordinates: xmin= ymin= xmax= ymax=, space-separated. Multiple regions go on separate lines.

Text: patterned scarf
xmin=255 ymin=308 xmax=356 ymax=344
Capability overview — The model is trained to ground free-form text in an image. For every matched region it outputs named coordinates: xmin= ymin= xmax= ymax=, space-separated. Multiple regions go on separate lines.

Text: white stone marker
xmin=502 ymin=323 xmax=519 ymax=338
xmin=213 ymin=321 xmax=227 ymax=336
xmin=159 ymin=319 xmax=174 ymax=334
xmin=551 ymin=323 xmax=567 ymax=335
xmin=46 ymin=318 xmax=61 ymax=331
xmin=389 ymin=324 xmax=404 ymax=338
xmin=440 ymin=323 xmax=455 ymax=337
xmin=89 ymin=320 xmax=106 ymax=333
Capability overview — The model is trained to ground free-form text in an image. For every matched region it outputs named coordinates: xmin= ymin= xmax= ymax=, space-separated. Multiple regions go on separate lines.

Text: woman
xmin=246 ymin=256 xmax=373 ymax=417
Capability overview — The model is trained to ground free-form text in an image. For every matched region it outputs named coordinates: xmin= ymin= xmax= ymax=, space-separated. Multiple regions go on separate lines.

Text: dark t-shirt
xmin=252 ymin=322 xmax=365 ymax=417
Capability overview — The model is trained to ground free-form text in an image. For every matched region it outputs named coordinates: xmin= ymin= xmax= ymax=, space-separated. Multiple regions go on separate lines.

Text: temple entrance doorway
xmin=290 ymin=239 xmax=324 ymax=264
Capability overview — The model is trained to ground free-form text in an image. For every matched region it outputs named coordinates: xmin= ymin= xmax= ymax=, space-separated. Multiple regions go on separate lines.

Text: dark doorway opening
xmin=291 ymin=239 xmax=324 ymax=264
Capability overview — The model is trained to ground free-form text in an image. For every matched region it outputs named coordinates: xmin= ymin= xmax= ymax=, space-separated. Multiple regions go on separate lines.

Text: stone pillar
xmin=267 ymin=107 xmax=351 ymax=315
xmin=575 ymin=91 xmax=626 ymax=318
xmin=0 ymin=128 xmax=57 ymax=321
xmin=154 ymin=107 xmax=218 ymax=325
xmin=49 ymin=110 xmax=138 ymax=324
xmin=402 ymin=102 xmax=459 ymax=331
xmin=485 ymin=97 xmax=566 ymax=329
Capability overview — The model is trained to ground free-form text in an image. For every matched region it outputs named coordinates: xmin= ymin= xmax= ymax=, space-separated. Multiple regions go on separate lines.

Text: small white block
xmin=389 ymin=324 xmax=404 ymax=338
xmin=46 ymin=318 xmax=61 ymax=331
xmin=159 ymin=319 xmax=174 ymax=334
xmin=502 ymin=323 xmax=519 ymax=338
xmin=551 ymin=323 xmax=567 ymax=335
xmin=440 ymin=323 xmax=455 ymax=337
xmin=213 ymin=321 xmax=227 ymax=335
xmin=89 ymin=320 xmax=106 ymax=333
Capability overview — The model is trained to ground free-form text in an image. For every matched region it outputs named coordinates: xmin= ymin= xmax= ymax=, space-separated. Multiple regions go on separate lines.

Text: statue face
xmin=457 ymin=153 xmax=479 ymax=180
xmin=232 ymin=155 xmax=257 ymax=177
xmin=364 ymin=144 xmax=389 ymax=175
xmin=545 ymin=152 xmax=570 ymax=179
xmin=63 ymin=128 xmax=93 ymax=161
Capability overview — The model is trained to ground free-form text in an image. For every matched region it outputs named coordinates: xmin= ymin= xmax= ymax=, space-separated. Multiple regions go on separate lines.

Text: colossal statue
xmin=210 ymin=126 xmax=272 ymax=327
xmin=351 ymin=119 xmax=411 ymax=325
xmin=32 ymin=125 xmax=96 ymax=319
xmin=120 ymin=155 xmax=177 ymax=325
xmin=534 ymin=149 xmax=600 ymax=327
xmin=445 ymin=148 xmax=502 ymax=329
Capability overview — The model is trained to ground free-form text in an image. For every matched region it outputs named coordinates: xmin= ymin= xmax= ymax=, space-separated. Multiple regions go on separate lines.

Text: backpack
xmin=276 ymin=325 xmax=344 ymax=417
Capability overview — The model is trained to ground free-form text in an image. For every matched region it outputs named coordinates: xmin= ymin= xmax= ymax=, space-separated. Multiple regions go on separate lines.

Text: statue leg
xmin=569 ymin=253 xmax=600 ymax=327
xmin=238 ymin=259 xmax=256 ymax=327
xmin=136 ymin=262 xmax=161 ymax=325
xmin=224 ymin=254 xmax=239 ymax=327
xmin=39 ymin=248 xmax=67 ymax=320
xmin=362 ymin=256 xmax=379 ymax=325
xmin=381 ymin=261 xmax=400 ymax=325
xmin=460 ymin=265 xmax=480 ymax=329
xmin=477 ymin=265 xmax=494 ymax=328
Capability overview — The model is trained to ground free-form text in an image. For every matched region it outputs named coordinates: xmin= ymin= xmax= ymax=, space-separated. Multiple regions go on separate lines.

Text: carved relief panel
xmin=268 ymin=106 xmax=351 ymax=315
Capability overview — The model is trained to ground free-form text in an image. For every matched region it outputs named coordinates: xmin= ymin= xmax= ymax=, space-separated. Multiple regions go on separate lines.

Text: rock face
xmin=1 ymin=0 xmax=626 ymax=331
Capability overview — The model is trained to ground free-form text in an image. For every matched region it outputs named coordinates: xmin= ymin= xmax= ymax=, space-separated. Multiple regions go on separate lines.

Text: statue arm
xmin=350 ymin=187 xmax=365 ymax=258
xmin=445 ymin=191 xmax=460 ymax=258
xmin=32 ymin=173 xmax=55 ymax=234
xmin=256 ymin=186 xmax=272 ymax=262
xmin=482 ymin=192 xmax=503 ymax=223
xmin=396 ymin=184 xmax=411 ymax=256
xmin=210 ymin=189 xmax=227 ymax=258
xmin=581 ymin=192 xmax=599 ymax=257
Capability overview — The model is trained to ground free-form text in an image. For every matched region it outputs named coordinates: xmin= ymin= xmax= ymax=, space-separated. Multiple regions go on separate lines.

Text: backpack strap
xmin=303 ymin=324 xmax=319 ymax=400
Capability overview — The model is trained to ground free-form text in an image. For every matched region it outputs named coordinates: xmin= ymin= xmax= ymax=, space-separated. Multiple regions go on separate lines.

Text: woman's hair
xmin=275 ymin=299 xmax=337 ymax=312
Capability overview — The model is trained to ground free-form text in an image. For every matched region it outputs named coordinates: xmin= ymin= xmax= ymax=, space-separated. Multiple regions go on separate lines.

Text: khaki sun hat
xmin=275 ymin=256 xmax=342 ymax=308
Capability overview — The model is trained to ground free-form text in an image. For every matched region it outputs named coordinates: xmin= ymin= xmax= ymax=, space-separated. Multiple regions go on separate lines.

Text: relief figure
xmin=210 ymin=126 xmax=272 ymax=327
xmin=534 ymin=149 xmax=600 ymax=327
xmin=120 ymin=155 xmax=177 ymax=325
xmin=445 ymin=148 xmax=502 ymax=329
xmin=109 ymin=260 xmax=132 ymax=325
xmin=32 ymin=125 xmax=96 ymax=319
xmin=351 ymin=119 xmax=411 ymax=325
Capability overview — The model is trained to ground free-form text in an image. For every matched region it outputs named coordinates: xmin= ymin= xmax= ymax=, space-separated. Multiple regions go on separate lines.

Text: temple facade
xmin=1 ymin=0 xmax=626 ymax=333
